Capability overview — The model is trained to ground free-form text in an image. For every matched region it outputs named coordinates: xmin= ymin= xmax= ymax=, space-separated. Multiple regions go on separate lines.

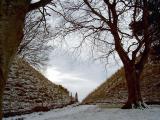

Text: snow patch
xmin=3 ymin=105 xmax=160 ymax=120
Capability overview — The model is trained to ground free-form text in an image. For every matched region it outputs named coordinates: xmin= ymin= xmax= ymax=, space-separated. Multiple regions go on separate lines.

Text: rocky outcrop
xmin=83 ymin=63 xmax=160 ymax=105
xmin=3 ymin=58 xmax=73 ymax=117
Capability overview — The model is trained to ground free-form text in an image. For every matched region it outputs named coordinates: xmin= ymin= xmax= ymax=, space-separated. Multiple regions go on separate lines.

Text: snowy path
xmin=3 ymin=105 xmax=160 ymax=120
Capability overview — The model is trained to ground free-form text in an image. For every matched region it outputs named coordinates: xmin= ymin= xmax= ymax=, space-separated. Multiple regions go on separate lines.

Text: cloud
xmin=44 ymin=48 xmax=121 ymax=101
xmin=45 ymin=67 xmax=100 ymax=101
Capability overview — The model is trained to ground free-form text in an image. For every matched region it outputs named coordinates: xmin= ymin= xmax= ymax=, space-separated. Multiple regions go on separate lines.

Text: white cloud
xmin=45 ymin=66 xmax=100 ymax=101
xmin=44 ymin=49 xmax=121 ymax=101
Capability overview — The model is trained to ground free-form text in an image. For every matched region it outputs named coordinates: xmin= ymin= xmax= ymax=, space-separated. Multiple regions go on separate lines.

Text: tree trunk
xmin=0 ymin=68 xmax=5 ymax=119
xmin=0 ymin=1 xmax=29 ymax=119
xmin=122 ymin=65 xmax=146 ymax=109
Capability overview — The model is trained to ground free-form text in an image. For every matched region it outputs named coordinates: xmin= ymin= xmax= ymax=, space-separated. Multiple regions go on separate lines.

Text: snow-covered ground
xmin=3 ymin=105 xmax=160 ymax=120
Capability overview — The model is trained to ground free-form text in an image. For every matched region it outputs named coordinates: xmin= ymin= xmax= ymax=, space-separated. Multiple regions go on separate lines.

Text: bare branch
xmin=28 ymin=0 xmax=53 ymax=11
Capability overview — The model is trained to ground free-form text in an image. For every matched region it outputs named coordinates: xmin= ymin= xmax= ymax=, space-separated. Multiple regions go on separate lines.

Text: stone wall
xmin=3 ymin=57 xmax=73 ymax=117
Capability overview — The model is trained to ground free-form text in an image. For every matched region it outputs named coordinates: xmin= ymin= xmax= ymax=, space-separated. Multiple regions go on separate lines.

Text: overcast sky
xmin=41 ymin=11 xmax=122 ymax=102
xmin=31 ymin=0 xmax=135 ymax=102
xmin=43 ymin=46 xmax=121 ymax=101
xmin=38 ymin=0 xmax=124 ymax=101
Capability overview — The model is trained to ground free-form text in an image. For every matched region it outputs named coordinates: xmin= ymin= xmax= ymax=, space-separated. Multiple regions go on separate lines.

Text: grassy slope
xmin=3 ymin=58 xmax=72 ymax=117
xmin=17 ymin=58 xmax=69 ymax=95
xmin=83 ymin=63 xmax=160 ymax=105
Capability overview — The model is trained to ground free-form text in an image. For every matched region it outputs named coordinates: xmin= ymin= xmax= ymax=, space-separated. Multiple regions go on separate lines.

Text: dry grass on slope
xmin=83 ymin=63 xmax=160 ymax=105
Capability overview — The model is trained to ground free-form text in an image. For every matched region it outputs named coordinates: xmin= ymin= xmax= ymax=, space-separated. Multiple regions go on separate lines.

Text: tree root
xmin=122 ymin=101 xmax=148 ymax=109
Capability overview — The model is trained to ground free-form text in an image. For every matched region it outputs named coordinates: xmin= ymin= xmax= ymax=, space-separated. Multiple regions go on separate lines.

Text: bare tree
xmin=51 ymin=0 xmax=159 ymax=108
xmin=17 ymin=10 xmax=54 ymax=69
xmin=0 ymin=0 xmax=57 ymax=118
xmin=140 ymin=0 xmax=160 ymax=63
